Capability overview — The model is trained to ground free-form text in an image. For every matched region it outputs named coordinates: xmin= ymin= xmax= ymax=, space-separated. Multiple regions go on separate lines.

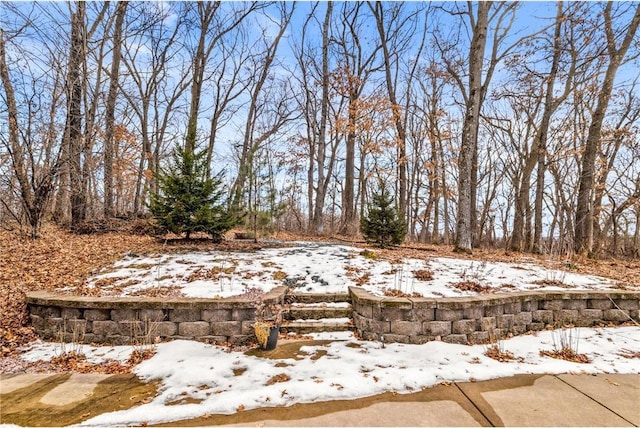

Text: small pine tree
xmin=149 ymin=144 xmax=236 ymax=241
xmin=360 ymin=185 xmax=406 ymax=248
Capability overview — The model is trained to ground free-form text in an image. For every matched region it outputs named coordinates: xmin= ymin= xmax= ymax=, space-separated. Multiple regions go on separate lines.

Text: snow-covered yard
xmin=76 ymin=242 xmax=619 ymax=298
xmin=17 ymin=242 xmax=639 ymax=426
xmin=19 ymin=327 xmax=640 ymax=427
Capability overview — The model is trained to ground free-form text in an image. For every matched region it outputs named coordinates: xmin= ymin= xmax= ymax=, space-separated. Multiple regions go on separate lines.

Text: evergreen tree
xmin=360 ymin=185 xmax=406 ymax=248
xmin=149 ymin=144 xmax=236 ymax=241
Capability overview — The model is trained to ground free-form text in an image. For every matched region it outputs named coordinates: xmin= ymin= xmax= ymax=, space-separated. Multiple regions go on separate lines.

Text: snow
xmin=17 ymin=326 xmax=640 ymax=427
xmin=80 ymin=242 xmax=620 ymax=298
xmin=24 ymin=242 xmax=633 ymax=425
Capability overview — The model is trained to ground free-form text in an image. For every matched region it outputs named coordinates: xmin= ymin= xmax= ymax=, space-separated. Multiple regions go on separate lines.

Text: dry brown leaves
xmin=539 ymin=348 xmax=592 ymax=364
xmin=532 ymin=279 xmax=573 ymax=288
xmin=484 ymin=345 xmax=524 ymax=363
xmin=413 ymin=269 xmax=434 ymax=281
xmin=617 ymin=349 xmax=640 ymax=359
xmin=383 ymin=289 xmax=424 ymax=298
xmin=265 ymin=373 xmax=291 ymax=386
xmin=0 ymin=226 xmax=266 ymax=356
xmin=452 ymin=281 xmax=493 ymax=293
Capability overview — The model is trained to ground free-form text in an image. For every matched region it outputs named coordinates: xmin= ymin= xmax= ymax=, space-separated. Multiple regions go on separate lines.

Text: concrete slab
xmin=461 ymin=375 xmax=632 ymax=427
xmin=221 ymin=401 xmax=482 ymax=427
xmin=39 ymin=373 xmax=111 ymax=406
xmin=558 ymin=373 xmax=640 ymax=426
xmin=0 ymin=373 xmax=56 ymax=395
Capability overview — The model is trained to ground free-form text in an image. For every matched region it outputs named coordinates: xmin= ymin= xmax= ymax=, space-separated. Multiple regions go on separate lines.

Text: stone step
xmin=289 ymin=293 xmax=351 ymax=304
xmin=280 ymin=319 xmax=355 ymax=335
xmin=285 ymin=306 xmax=353 ymax=321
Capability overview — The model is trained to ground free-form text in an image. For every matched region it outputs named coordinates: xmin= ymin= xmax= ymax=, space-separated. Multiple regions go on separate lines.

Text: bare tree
xmin=574 ymin=3 xmax=640 ymax=255
xmin=103 ymin=1 xmax=128 ymax=218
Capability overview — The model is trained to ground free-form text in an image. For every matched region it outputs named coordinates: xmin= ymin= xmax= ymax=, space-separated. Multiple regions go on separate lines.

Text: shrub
xmin=360 ymin=185 xmax=406 ymax=248
xmin=149 ymin=144 xmax=237 ymax=241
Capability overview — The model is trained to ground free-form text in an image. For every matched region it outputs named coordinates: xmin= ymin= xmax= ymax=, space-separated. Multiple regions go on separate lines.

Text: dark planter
xmin=255 ymin=321 xmax=280 ymax=350
xmin=262 ymin=325 xmax=279 ymax=350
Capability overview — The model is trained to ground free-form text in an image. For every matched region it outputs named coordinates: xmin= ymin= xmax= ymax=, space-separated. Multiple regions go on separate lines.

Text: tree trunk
xmin=455 ymin=2 xmax=489 ymax=254
xmin=574 ymin=4 xmax=640 ymax=254
xmin=312 ymin=2 xmax=333 ymax=235
xmin=104 ymin=1 xmax=127 ymax=218
xmin=68 ymin=2 xmax=87 ymax=228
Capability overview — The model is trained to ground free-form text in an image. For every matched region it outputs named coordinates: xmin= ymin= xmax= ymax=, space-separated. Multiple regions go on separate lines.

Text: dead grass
xmin=484 ymin=345 xmax=524 ymax=362
xmin=539 ymin=349 xmax=591 ymax=363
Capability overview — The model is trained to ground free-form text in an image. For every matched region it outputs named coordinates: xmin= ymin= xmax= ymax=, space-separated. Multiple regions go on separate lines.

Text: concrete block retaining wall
xmin=26 ymin=287 xmax=287 ymax=345
xmin=348 ymin=287 xmax=640 ymax=345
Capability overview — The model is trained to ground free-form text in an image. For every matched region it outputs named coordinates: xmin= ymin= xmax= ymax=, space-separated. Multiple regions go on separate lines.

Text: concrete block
xmin=469 ymin=331 xmax=490 ymax=344
xmin=409 ymin=335 xmax=435 ymax=344
xmin=485 ymin=305 xmax=504 ymax=316
xmin=603 ymin=309 xmax=629 ymax=322
xmin=31 ymin=305 xmax=61 ymax=318
xmin=521 ymin=300 xmax=538 ymax=312
xmin=119 ymin=320 xmax=144 ymax=336
xmin=514 ymin=312 xmax=532 ymax=326
xmin=541 ymin=300 xmax=564 ymax=311
xmin=210 ymin=321 xmax=242 ymax=336
xmin=353 ymin=301 xmax=373 ymax=319
xmin=442 ymin=334 xmax=467 ymax=344
xmin=588 ymin=299 xmax=612 ymax=310
xmin=391 ymin=320 xmax=422 ymax=336
xmin=563 ymin=300 xmax=587 ymax=310
xmin=65 ymin=319 xmax=87 ymax=335
xmin=576 ymin=309 xmax=603 ymax=327
xmin=423 ymin=321 xmax=451 ymax=336
xmin=614 ymin=299 xmax=639 ymax=311
xmin=496 ymin=314 xmax=515 ymax=329
xmin=202 ymin=309 xmax=232 ymax=322
xmin=435 ymin=309 xmax=464 ymax=321
xmin=381 ymin=307 xmax=411 ymax=322
xmin=61 ymin=308 xmax=82 ymax=319
xmin=452 ymin=319 xmax=477 ymax=334
xmin=84 ymin=309 xmax=110 ymax=321
xmin=528 ymin=322 xmax=546 ymax=331
xmin=463 ymin=306 xmax=483 ymax=320
xmin=45 ymin=317 xmax=63 ymax=333
xmin=480 ymin=317 xmax=496 ymax=331
xmin=93 ymin=320 xmax=120 ymax=336
xmin=179 ymin=321 xmax=210 ymax=337
xmin=150 ymin=321 xmax=177 ymax=337
xmin=557 ymin=309 xmax=579 ymax=324
xmin=503 ymin=302 xmax=522 ymax=314
xmin=232 ymin=308 xmax=255 ymax=322
xmin=139 ymin=309 xmax=167 ymax=322
xmin=170 ymin=308 xmax=201 ymax=322
xmin=412 ymin=307 xmax=435 ymax=321
xmin=532 ymin=310 xmax=554 ymax=324
xmin=111 ymin=309 xmax=138 ymax=322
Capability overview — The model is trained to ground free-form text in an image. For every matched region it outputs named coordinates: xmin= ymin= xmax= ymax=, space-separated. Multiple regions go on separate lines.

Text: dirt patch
xmin=0 ymin=373 xmax=157 ymax=426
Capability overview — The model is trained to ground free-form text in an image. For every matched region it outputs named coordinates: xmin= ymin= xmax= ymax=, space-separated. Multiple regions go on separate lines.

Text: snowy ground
xmin=18 ymin=326 xmax=640 ymax=427
xmin=76 ymin=242 xmax=619 ymax=298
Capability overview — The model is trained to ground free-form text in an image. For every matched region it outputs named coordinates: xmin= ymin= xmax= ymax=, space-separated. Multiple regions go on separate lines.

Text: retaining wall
xmin=349 ymin=287 xmax=640 ymax=345
xmin=25 ymin=287 xmax=287 ymax=345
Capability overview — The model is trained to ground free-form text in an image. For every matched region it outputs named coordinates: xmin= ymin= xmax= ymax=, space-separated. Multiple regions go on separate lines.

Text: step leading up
xmin=280 ymin=293 xmax=354 ymax=335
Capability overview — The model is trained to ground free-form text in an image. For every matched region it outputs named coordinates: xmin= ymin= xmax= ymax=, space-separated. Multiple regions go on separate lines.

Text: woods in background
xmin=0 ymin=1 xmax=639 ymax=258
